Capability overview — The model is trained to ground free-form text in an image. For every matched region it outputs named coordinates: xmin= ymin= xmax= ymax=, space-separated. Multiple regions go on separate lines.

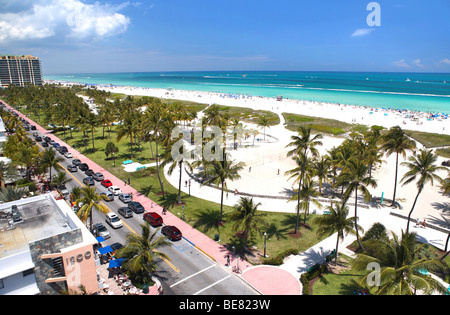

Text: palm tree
xmin=115 ymin=223 xmax=173 ymax=286
xmin=285 ymin=153 xmax=314 ymax=233
xmin=400 ymin=149 xmax=445 ymax=233
xmin=337 ymin=158 xmax=377 ymax=250
xmin=381 ymin=126 xmax=416 ymax=207
xmin=298 ymin=178 xmax=322 ymax=225
xmin=75 ymin=186 xmax=109 ymax=231
xmin=257 ymin=115 xmax=270 ymax=141
xmin=202 ymin=150 xmax=245 ymax=224
xmin=0 ymin=186 xmax=28 ymax=202
xmin=314 ymin=201 xmax=358 ymax=265
xmin=0 ymin=161 xmax=14 ymax=188
xmin=117 ymin=111 xmax=141 ymax=159
xmin=353 ymin=230 xmax=447 ymax=295
xmin=313 ymin=156 xmax=331 ymax=195
xmin=229 ymin=197 xmax=268 ymax=249
xmin=40 ymin=148 xmax=64 ymax=184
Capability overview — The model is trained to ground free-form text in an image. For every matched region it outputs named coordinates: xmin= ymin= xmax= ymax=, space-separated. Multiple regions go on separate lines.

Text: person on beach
xmin=422 ymin=219 xmax=426 ymax=229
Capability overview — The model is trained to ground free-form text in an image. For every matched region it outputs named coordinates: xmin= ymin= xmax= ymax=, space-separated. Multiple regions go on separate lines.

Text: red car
xmin=101 ymin=179 xmax=113 ymax=188
xmin=162 ymin=225 xmax=182 ymax=241
xmin=143 ymin=212 xmax=163 ymax=227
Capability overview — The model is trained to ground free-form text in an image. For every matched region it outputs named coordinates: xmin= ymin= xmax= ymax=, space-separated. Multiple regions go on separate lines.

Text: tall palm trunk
xmin=406 ymin=188 xmax=422 ymax=234
xmin=219 ymin=180 xmax=225 ymax=224
xmin=154 ymin=137 xmax=165 ymax=199
xmin=354 ymin=187 xmax=365 ymax=250
xmin=391 ymin=152 xmax=399 ymax=206
xmin=178 ymin=161 xmax=183 ymax=204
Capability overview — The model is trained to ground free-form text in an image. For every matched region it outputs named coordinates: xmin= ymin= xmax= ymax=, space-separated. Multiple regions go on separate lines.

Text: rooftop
xmin=0 ymin=194 xmax=86 ymax=259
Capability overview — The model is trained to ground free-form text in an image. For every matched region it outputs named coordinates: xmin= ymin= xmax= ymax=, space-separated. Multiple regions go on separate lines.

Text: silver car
xmin=92 ymin=172 xmax=104 ymax=181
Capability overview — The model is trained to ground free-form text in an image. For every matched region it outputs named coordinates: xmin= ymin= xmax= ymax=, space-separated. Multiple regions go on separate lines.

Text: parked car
xmin=64 ymin=152 xmax=73 ymax=158
xmin=78 ymin=163 xmax=89 ymax=171
xmin=105 ymin=212 xmax=123 ymax=229
xmin=72 ymin=159 xmax=81 ymax=166
xmin=128 ymin=201 xmax=144 ymax=213
xmin=92 ymin=172 xmax=104 ymax=181
xmin=67 ymin=165 xmax=78 ymax=172
xmin=119 ymin=193 xmax=133 ymax=203
xmin=57 ymin=185 xmax=70 ymax=198
xmin=58 ymin=146 xmax=68 ymax=154
xmin=83 ymin=177 xmax=95 ymax=186
xmin=162 ymin=225 xmax=182 ymax=241
xmin=108 ymin=186 xmax=122 ymax=195
xmin=44 ymin=136 xmax=51 ymax=142
xmin=35 ymin=136 xmax=42 ymax=142
xmin=118 ymin=207 xmax=133 ymax=218
xmin=93 ymin=223 xmax=111 ymax=239
xmin=30 ymin=125 xmax=36 ymax=130
xmin=100 ymin=191 xmax=114 ymax=202
xmin=143 ymin=212 xmax=163 ymax=227
xmin=85 ymin=169 xmax=94 ymax=176
xmin=101 ymin=179 xmax=113 ymax=188
xmin=42 ymin=142 xmax=49 ymax=147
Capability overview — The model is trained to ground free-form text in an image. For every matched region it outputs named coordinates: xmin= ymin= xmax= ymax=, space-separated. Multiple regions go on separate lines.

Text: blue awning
xmin=98 ymin=246 xmax=113 ymax=255
xmin=108 ymin=258 xmax=124 ymax=269
xmin=96 ymin=236 xmax=105 ymax=243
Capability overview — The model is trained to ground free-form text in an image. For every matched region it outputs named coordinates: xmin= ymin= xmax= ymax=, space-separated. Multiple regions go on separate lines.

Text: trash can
xmin=142 ymin=284 xmax=149 ymax=294
xmin=214 ymin=234 xmax=220 ymax=241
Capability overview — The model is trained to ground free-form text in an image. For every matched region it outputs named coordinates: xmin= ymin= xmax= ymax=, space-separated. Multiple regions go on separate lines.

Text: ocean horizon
xmin=44 ymin=71 xmax=450 ymax=114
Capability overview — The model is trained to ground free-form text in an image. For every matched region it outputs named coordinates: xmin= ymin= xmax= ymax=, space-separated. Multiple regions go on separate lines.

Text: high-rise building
xmin=0 ymin=55 xmax=43 ymax=87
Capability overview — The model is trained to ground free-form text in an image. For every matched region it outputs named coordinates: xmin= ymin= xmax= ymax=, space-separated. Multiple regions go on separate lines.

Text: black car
xmin=35 ymin=136 xmax=42 ymax=142
xmin=78 ymin=163 xmax=89 ymax=171
xmin=59 ymin=146 xmax=68 ymax=154
xmin=83 ymin=177 xmax=95 ymax=186
xmin=67 ymin=165 xmax=77 ymax=172
xmin=118 ymin=207 xmax=133 ymax=218
xmin=85 ymin=169 xmax=94 ymax=176
xmin=72 ymin=159 xmax=81 ymax=166
xmin=44 ymin=136 xmax=51 ymax=142
xmin=128 ymin=201 xmax=144 ymax=214
xmin=42 ymin=142 xmax=49 ymax=147
xmin=30 ymin=125 xmax=36 ymax=130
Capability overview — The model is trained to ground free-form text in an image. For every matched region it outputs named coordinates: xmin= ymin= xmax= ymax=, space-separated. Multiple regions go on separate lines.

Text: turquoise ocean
xmin=44 ymin=71 xmax=450 ymax=114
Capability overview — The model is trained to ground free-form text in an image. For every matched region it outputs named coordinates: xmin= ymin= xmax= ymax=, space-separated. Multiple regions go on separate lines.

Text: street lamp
xmin=113 ymin=151 xmax=115 ymax=167
xmin=264 ymin=232 xmax=267 ymax=258
xmin=188 ymin=179 xmax=191 ymax=196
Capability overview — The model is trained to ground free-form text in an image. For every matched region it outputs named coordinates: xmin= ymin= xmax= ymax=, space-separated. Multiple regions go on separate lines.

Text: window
xmin=0 ymin=279 xmax=4 ymax=289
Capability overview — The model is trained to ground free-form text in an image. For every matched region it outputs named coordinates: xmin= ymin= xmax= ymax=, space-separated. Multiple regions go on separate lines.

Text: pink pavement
xmin=2 ymin=100 xmax=301 ymax=295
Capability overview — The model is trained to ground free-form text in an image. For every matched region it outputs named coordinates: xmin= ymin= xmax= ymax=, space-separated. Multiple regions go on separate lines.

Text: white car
xmin=64 ymin=152 xmax=73 ymax=158
xmin=105 ymin=212 xmax=123 ymax=229
xmin=108 ymin=186 xmax=122 ymax=196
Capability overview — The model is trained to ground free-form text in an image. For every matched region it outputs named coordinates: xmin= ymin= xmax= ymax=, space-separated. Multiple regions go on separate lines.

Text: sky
xmin=1 ymin=0 xmax=449 ymax=74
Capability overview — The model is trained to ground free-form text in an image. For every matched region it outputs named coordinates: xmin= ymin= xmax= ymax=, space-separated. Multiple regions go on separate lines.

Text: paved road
xmin=28 ymin=128 xmax=258 ymax=296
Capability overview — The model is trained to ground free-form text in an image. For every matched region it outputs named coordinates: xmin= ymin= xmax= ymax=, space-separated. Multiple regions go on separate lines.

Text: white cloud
xmin=440 ymin=58 xmax=450 ymax=65
xmin=392 ymin=59 xmax=411 ymax=69
xmin=351 ymin=28 xmax=375 ymax=37
xmin=412 ymin=58 xmax=425 ymax=68
xmin=0 ymin=0 xmax=131 ymax=42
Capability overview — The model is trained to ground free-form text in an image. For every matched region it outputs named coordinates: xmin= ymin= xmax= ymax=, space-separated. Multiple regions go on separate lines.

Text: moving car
xmin=92 ymin=172 xmax=104 ymax=181
xmin=118 ymin=207 xmax=133 ymax=218
xmin=128 ymin=201 xmax=144 ymax=213
xmin=143 ymin=212 xmax=163 ymax=227
xmin=108 ymin=186 xmax=122 ymax=195
xmin=162 ymin=225 xmax=182 ymax=241
xmin=93 ymin=223 xmax=111 ymax=240
xmin=105 ymin=212 xmax=123 ymax=229
xmin=101 ymin=179 xmax=113 ymax=188
xmin=83 ymin=177 xmax=95 ymax=186
xmin=119 ymin=193 xmax=133 ymax=203
xmin=100 ymin=191 xmax=114 ymax=202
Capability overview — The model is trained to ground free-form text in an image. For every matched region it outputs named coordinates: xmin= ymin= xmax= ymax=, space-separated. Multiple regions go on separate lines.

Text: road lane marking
xmin=170 ymin=264 xmax=215 ymax=288
xmin=193 ymin=275 xmax=231 ymax=295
